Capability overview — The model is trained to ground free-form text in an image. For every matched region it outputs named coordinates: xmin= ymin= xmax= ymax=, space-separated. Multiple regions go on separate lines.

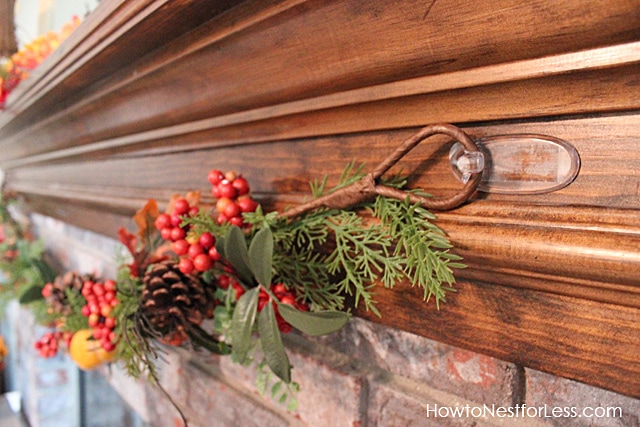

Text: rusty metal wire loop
xmin=281 ymin=123 xmax=482 ymax=219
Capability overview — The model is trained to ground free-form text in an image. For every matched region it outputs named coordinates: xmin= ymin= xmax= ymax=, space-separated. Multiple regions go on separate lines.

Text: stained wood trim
xmin=358 ymin=280 xmax=640 ymax=398
xmin=2 ymin=0 xmax=640 ymax=165
xmin=2 ymin=42 xmax=640 ymax=169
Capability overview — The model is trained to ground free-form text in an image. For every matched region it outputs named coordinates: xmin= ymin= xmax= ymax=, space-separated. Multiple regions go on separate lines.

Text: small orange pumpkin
xmin=68 ymin=329 xmax=115 ymax=370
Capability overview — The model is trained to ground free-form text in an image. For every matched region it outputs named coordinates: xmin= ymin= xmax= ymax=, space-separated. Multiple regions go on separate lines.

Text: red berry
xmin=223 ymin=202 xmax=241 ymax=219
xmin=81 ymin=305 xmax=91 ymax=316
xmin=232 ymin=282 xmax=245 ymax=299
xmin=173 ymin=198 xmax=190 ymax=215
xmin=93 ymin=328 xmax=104 ymax=340
xmin=104 ymin=280 xmax=116 ymax=292
xmin=232 ymin=177 xmax=250 ymax=196
xmin=272 ymin=283 xmax=287 ymax=298
xmin=208 ymin=246 xmax=221 ymax=261
xmin=217 ymin=213 xmax=229 ymax=225
xmin=237 ymin=196 xmax=258 ymax=213
xmin=104 ymin=290 xmax=116 ymax=303
xmin=160 ymin=227 xmax=173 ymax=240
xmin=170 ymin=214 xmax=182 ymax=227
xmin=92 ymin=283 xmax=105 ymax=296
xmin=101 ymin=341 xmax=115 ymax=352
xmin=173 ymin=239 xmax=190 ymax=255
xmin=216 ymin=197 xmax=234 ymax=214
xmin=208 ymin=169 xmax=225 ymax=186
xmin=229 ymin=216 xmax=244 ymax=227
xmin=193 ymin=254 xmax=212 ymax=272
xmin=280 ymin=295 xmax=296 ymax=306
xmin=198 ymin=232 xmax=215 ymax=249
xmin=178 ymin=258 xmax=195 ymax=274
xmin=211 ymin=185 xmax=222 ymax=199
xmin=155 ymin=214 xmax=172 ymax=230
xmin=100 ymin=305 xmax=113 ymax=318
xmin=296 ymin=301 xmax=310 ymax=312
xmin=42 ymin=283 xmax=53 ymax=298
xmin=188 ymin=243 xmax=204 ymax=259
xmin=188 ymin=206 xmax=199 ymax=216
xmin=88 ymin=313 xmax=100 ymax=327
xmin=104 ymin=317 xmax=116 ymax=329
xmin=218 ymin=275 xmax=230 ymax=289
xmin=170 ymin=227 xmax=186 ymax=242
xmin=89 ymin=302 xmax=100 ymax=314
xmin=275 ymin=311 xmax=292 ymax=333
xmin=217 ymin=181 xmax=237 ymax=199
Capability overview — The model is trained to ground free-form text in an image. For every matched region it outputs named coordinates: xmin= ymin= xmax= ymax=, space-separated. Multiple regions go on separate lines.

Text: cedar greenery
xmin=241 ymin=162 xmax=464 ymax=314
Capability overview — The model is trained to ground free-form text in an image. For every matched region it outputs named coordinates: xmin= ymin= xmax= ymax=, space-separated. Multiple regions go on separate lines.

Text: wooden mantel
xmin=1 ymin=0 xmax=639 ymax=397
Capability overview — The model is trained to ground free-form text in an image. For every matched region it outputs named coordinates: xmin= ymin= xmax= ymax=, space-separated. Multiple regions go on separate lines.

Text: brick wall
xmin=29 ymin=214 xmax=640 ymax=427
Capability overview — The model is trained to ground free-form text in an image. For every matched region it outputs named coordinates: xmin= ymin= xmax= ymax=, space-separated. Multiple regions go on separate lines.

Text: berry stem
xmin=187 ymin=324 xmax=231 ymax=355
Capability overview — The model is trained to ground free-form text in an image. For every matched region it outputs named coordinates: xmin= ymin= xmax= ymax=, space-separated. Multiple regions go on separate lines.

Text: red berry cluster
xmin=34 ymin=330 xmax=72 ymax=358
xmin=258 ymin=283 xmax=309 ymax=334
xmin=154 ymin=197 xmax=198 ymax=243
xmin=154 ymin=197 xmax=221 ymax=275
xmin=217 ymin=273 xmax=247 ymax=300
xmin=208 ymin=170 xmax=259 ymax=227
xmin=80 ymin=280 xmax=118 ymax=352
xmin=175 ymin=231 xmax=219 ymax=275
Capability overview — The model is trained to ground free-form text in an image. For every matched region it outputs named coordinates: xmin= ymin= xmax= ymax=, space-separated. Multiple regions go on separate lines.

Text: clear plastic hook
xmin=449 ymin=143 xmax=485 ymax=184
xmin=449 ymin=134 xmax=581 ymax=194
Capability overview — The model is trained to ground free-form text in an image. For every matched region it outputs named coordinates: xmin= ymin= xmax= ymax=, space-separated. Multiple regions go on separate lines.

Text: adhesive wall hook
xmin=450 ymin=134 xmax=581 ymax=194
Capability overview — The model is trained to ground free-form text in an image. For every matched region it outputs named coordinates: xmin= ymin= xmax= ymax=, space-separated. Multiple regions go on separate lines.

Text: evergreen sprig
xmin=61 ymin=287 xmax=90 ymax=332
xmin=246 ymin=162 xmax=464 ymax=315
xmin=372 ymin=195 xmax=463 ymax=307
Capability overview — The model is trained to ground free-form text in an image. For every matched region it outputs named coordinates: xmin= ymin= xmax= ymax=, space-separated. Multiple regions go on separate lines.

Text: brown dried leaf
xmin=134 ymin=199 xmax=160 ymax=242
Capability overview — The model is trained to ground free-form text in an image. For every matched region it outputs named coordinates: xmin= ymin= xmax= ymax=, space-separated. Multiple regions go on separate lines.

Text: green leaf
xmin=18 ymin=284 xmax=44 ymax=304
xmin=214 ymin=235 xmax=226 ymax=259
xmin=33 ymin=259 xmax=56 ymax=283
xmin=278 ymin=304 xmax=350 ymax=336
xmin=447 ymin=262 xmax=467 ymax=269
xmin=286 ymin=396 xmax=299 ymax=412
xmin=224 ymin=226 xmax=254 ymax=285
xmin=258 ymin=303 xmax=291 ymax=383
xmin=231 ymin=287 xmax=259 ymax=364
xmin=270 ymin=381 xmax=282 ymax=398
xmin=248 ymin=227 xmax=273 ymax=286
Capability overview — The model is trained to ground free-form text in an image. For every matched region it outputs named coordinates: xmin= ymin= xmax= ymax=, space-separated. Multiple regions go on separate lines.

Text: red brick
xmin=314 ymin=318 xmax=520 ymax=406
xmin=525 ymin=369 xmax=640 ymax=426
xmin=167 ymin=360 xmax=300 ymax=427
xmin=285 ymin=339 xmax=368 ymax=427
xmin=368 ymin=375 xmax=476 ymax=427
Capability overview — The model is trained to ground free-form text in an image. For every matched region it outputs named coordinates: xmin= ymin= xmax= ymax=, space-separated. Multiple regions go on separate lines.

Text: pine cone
xmin=141 ymin=260 xmax=214 ymax=341
xmin=46 ymin=271 xmax=94 ymax=315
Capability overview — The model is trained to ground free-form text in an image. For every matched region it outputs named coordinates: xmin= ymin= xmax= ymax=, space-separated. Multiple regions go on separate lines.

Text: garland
xmin=0 ymin=125 xmax=479 ymax=421
xmin=1 ymin=16 xmax=81 ymax=109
